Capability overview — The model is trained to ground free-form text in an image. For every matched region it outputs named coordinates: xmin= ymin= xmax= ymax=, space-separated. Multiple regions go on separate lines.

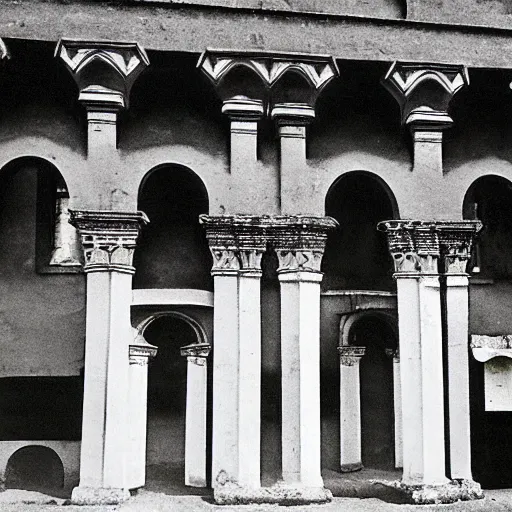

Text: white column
xmin=392 ymin=354 xmax=403 ymax=469
xmin=69 ymin=210 xmax=148 ymax=505
xmin=181 ymin=343 xmax=211 ymax=488
xmin=200 ymin=216 xmax=265 ymax=490
xmin=127 ymin=331 xmax=157 ymax=490
xmin=338 ymin=346 xmax=365 ymax=472
xmin=445 ymin=273 xmax=472 ymax=480
xmin=273 ymin=216 xmax=336 ymax=489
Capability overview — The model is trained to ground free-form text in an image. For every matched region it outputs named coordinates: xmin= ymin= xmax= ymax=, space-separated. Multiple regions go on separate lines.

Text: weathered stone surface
xmin=214 ymin=481 xmax=333 ymax=505
xmin=70 ymin=486 xmax=130 ymax=505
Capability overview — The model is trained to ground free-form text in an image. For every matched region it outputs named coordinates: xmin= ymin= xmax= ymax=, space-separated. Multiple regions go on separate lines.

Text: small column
xmin=272 ymin=216 xmax=337 ymax=491
xmin=56 ymin=39 xmax=149 ymax=208
xmin=181 ymin=342 xmax=211 ymax=488
xmin=127 ymin=330 xmax=157 ymax=490
xmin=200 ymin=215 xmax=265 ymax=491
xmin=69 ymin=210 xmax=148 ymax=505
xmin=440 ymin=222 xmax=481 ymax=481
xmin=378 ymin=221 xmax=447 ymax=489
xmin=392 ymin=352 xmax=403 ymax=469
xmin=338 ymin=346 xmax=366 ymax=473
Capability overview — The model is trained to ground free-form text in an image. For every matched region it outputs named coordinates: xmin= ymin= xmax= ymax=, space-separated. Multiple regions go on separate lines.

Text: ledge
xmin=471 ymin=335 xmax=512 ymax=362
xmin=132 ymin=288 xmax=214 ymax=307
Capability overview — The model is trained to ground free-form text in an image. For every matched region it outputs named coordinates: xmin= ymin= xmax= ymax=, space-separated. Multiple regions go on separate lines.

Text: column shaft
xmin=446 ymin=274 xmax=472 ymax=480
xmin=279 ymin=272 xmax=323 ymax=487
xmin=393 ymin=357 xmax=403 ymax=469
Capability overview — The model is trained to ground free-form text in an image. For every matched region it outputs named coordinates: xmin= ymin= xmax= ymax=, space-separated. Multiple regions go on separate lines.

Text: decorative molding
xmin=130 ymin=328 xmax=158 ymax=366
xmin=271 ymin=103 xmax=315 ymax=126
xmin=222 ymin=96 xmax=264 ymax=122
xmin=382 ymin=62 xmax=469 ymax=131
xmin=377 ymin=220 xmax=482 ymax=274
xmin=69 ymin=210 xmax=149 ymax=274
xmin=55 ymin=39 xmax=149 ymax=110
xmin=338 ymin=346 xmax=366 ymax=367
xmin=181 ymin=342 xmax=211 ymax=366
xmin=471 ymin=334 xmax=512 ymax=363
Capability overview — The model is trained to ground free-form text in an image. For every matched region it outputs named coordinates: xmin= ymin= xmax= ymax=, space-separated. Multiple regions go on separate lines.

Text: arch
xmin=325 ymin=171 xmax=400 ymax=220
xmin=339 ymin=310 xmax=398 ymax=350
xmin=135 ymin=311 xmax=208 ymax=347
xmin=5 ymin=445 xmax=64 ymax=493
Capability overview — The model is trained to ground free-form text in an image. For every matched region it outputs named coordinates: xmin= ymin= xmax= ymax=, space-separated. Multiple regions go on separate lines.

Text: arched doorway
xmin=350 ymin=315 xmax=398 ymax=470
xmin=5 ymin=446 xmax=64 ymax=495
xmin=463 ymin=175 xmax=512 ymax=488
xmin=139 ymin=312 xmax=211 ymax=494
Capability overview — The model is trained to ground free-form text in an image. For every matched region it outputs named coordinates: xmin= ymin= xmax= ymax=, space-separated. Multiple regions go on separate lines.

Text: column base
xmin=340 ymin=462 xmax=363 ymax=473
xmin=384 ymin=479 xmax=484 ymax=504
xmin=71 ymin=486 xmax=131 ymax=505
xmin=214 ymin=482 xmax=333 ymax=505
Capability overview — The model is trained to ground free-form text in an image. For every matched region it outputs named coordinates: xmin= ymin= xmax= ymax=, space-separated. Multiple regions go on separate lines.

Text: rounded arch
xmin=325 ymin=170 xmax=400 ymax=220
xmin=340 ymin=310 xmax=398 ymax=351
xmin=323 ymin=171 xmax=399 ymax=291
xmin=462 ymin=174 xmax=512 ymax=279
xmin=5 ymin=445 xmax=64 ymax=493
xmin=135 ymin=310 xmax=208 ymax=347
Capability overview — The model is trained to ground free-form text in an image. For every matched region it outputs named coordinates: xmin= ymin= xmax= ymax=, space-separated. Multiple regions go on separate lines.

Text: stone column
xmin=338 ymin=346 xmax=366 ymax=472
xmin=440 ymin=223 xmax=481 ymax=482
xmin=56 ymin=39 xmax=149 ymax=209
xmin=271 ymin=216 xmax=337 ymax=495
xmin=199 ymin=215 xmax=265 ymax=491
xmin=69 ymin=210 xmax=148 ymax=505
xmin=127 ymin=330 xmax=157 ymax=490
xmin=180 ymin=342 xmax=211 ymax=488
xmin=392 ymin=353 xmax=403 ymax=469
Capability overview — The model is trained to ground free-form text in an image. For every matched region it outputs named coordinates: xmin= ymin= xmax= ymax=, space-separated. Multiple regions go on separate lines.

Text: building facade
xmin=0 ymin=0 xmax=512 ymax=505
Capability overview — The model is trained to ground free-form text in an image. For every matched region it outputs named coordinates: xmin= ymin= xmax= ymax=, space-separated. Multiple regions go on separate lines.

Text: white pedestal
xmin=338 ymin=347 xmax=365 ymax=472
xmin=279 ymin=271 xmax=323 ymax=488
xmin=446 ymin=274 xmax=472 ymax=480
xmin=396 ymin=275 xmax=448 ymax=486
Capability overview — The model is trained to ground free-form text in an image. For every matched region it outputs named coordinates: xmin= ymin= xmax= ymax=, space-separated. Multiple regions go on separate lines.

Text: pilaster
xmin=338 ymin=346 xmax=366 ymax=473
xmin=56 ymin=40 xmax=149 ymax=208
xmin=69 ymin=210 xmax=148 ymax=505
xmin=200 ymin=215 xmax=265 ymax=492
xmin=181 ymin=342 xmax=211 ymax=488
xmin=382 ymin=63 xmax=468 ymax=218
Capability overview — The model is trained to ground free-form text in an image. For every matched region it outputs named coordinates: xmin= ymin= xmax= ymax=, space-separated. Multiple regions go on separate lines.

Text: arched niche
xmin=134 ymin=164 xmax=212 ymax=291
xmin=139 ymin=311 xmax=211 ymax=492
xmin=5 ymin=445 xmax=64 ymax=495
xmin=463 ymin=175 xmax=512 ymax=279
xmin=349 ymin=314 xmax=398 ymax=471
xmin=323 ymin=171 xmax=398 ymax=291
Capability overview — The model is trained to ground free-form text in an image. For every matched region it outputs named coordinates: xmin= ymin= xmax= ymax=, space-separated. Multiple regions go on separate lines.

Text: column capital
xmin=69 ymin=210 xmax=149 ymax=274
xmin=382 ymin=62 xmax=469 ymax=132
xmin=222 ymin=96 xmax=264 ymax=122
xmin=198 ymin=49 xmax=338 ymax=111
xmin=55 ymin=39 xmax=149 ymax=111
xmin=268 ymin=216 xmax=338 ymax=273
xmin=378 ymin=220 xmax=481 ymax=275
xmin=181 ymin=342 xmax=211 ymax=366
xmin=199 ymin=215 xmax=267 ymax=274
xmin=338 ymin=346 xmax=366 ymax=366
xmin=129 ymin=329 xmax=157 ymax=366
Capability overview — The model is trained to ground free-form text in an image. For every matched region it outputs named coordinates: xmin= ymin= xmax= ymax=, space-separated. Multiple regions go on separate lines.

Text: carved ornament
xmin=338 ymin=346 xmax=366 ymax=367
xmin=55 ymin=39 xmax=149 ymax=110
xmin=471 ymin=334 xmax=512 ymax=363
xmin=129 ymin=328 xmax=158 ymax=366
xmin=382 ymin=62 xmax=469 ymax=131
xmin=377 ymin=220 xmax=481 ymax=275
xmin=181 ymin=342 xmax=211 ymax=366
xmin=69 ymin=210 xmax=149 ymax=274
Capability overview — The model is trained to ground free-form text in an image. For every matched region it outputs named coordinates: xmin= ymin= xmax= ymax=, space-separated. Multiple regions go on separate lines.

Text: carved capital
xmin=338 ymin=346 xmax=366 ymax=367
xmin=130 ymin=329 xmax=158 ymax=366
xmin=199 ymin=215 xmax=267 ymax=274
xmin=382 ymin=62 xmax=469 ymax=131
xmin=269 ymin=216 xmax=339 ymax=274
xmin=198 ymin=49 xmax=338 ymax=110
xmin=378 ymin=220 xmax=482 ymax=275
xmin=69 ymin=210 xmax=149 ymax=274
xmin=55 ymin=39 xmax=149 ymax=111
xmin=181 ymin=342 xmax=211 ymax=366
